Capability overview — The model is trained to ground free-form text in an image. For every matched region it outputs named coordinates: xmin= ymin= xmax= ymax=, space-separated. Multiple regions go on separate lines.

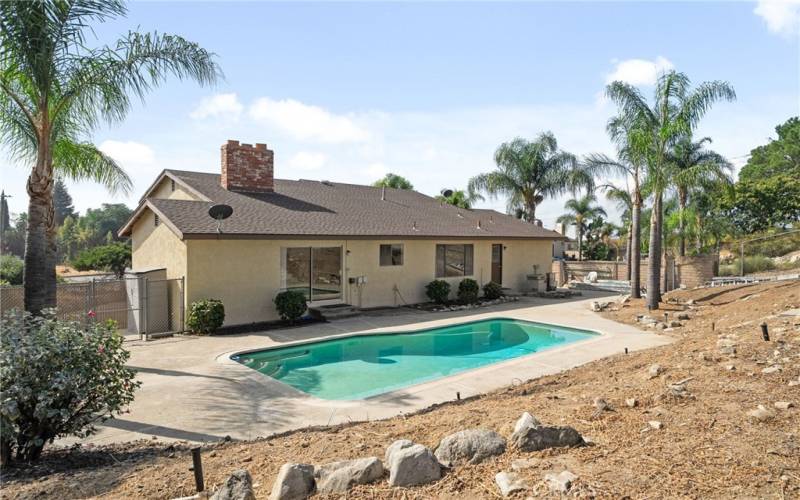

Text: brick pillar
xmin=221 ymin=140 xmax=274 ymax=193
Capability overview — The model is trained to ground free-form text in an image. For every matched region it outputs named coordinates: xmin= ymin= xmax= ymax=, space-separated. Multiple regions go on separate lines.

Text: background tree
xmin=738 ymin=116 xmax=799 ymax=180
xmin=0 ymin=0 xmax=221 ymax=313
xmin=556 ymin=193 xmax=607 ymax=260
xmin=606 ymin=71 xmax=735 ymax=309
xmin=668 ymin=136 xmax=732 ymax=256
xmin=436 ymin=189 xmax=482 ymax=209
xmin=469 ymin=132 xmax=593 ymax=222
xmin=372 ymin=173 xmax=414 ymax=190
xmin=52 ymin=178 xmax=75 ymax=225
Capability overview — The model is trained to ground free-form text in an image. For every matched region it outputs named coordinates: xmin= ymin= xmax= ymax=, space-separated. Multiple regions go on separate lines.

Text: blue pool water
xmin=232 ymin=318 xmax=596 ymax=400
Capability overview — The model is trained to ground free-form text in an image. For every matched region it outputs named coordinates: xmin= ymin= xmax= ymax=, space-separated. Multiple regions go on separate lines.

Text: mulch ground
xmin=2 ymin=281 xmax=799 ymax=499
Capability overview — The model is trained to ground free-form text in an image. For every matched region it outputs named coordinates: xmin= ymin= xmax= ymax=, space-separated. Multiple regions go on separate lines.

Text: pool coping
xmin=219 ymin=317 xmax=606 ymax=403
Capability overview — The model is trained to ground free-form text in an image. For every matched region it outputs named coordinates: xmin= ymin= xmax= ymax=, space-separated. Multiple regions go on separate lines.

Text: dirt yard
xmin=2 ymin=281 xmax=799 ymax=499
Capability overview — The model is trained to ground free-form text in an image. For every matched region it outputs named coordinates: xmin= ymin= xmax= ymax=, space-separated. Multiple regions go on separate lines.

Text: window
xmin=154 ymin=214 xmax=160 ymax=227
xmin=436 ymin=244 xmax=473 ymax=277
xmin=380 ymin=244 xmax=404 ymax=266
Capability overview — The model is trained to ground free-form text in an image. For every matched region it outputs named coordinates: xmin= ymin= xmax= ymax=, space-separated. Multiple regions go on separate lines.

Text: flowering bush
xmin=0 ymin=311 xmax=140 ymax=463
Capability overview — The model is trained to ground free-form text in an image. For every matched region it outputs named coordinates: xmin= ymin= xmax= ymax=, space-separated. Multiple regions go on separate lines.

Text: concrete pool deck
xmin=79 ymin=293 xmax=672 ymax=445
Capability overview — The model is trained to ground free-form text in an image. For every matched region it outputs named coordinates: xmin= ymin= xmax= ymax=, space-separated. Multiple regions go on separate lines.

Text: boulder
xmin=648 ymin=420 xmax=663 ymax=430
xmin=544 ymin=470 xmax=578 ymax=494
xmin=762 ymin=365 xmax=781 ymax=374
xmin=314 ymin=457 xmax=383 ymax=494
xmin=584 ymin=271 xmax=599 ymax=283
xmin=385 ymin=440 xmax=441 ymax=487
xmin=748 ymin=405 xmax=775 ymax=422
xmin=211 ymin=470 xmax=255 ymax=500
xmin=512 ymin=425 xmax=584 ymax=452
xmin=495 ymin=471 xmax=529 ymax=497
xmin=625 ymin=398 xmax=638 ymax=408
xmin=511 ymin=412 xmax=541 ymax=441
xmin=269 ymin=463 xmax=315 ymax=500
xmin=774 ymin=401 xmax=794 ymax=410
xmin=434 ymin=429 xmax=506 ymax=467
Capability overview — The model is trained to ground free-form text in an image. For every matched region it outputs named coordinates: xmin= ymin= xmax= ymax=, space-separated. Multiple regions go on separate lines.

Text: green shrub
xmin=457 ymin=278 xmax=480 ymax=304
xmin=425 ymin=280 xmax=451 ymax=304
xmin=717 ymin=255 xmax=777 ymax=276
xmin=0 ymin=312 xmax=140 ymax=463
xmin=274 ymin=290 xmax=307 ymax=323
xmin=0 ymin=255 xmax=23 ymax=285
xmin=482 ymin=281 xmax=504 ymax=300
xmin=186 ymin=299 xmax=225 ymax=334
xmin=71 ymin=243 xmax=131 ymax=278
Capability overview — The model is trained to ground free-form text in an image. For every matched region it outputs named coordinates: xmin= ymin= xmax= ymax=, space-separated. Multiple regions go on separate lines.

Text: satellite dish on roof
xmin=440 ymin=188 xmax=454 ymax=198
xmin=208 ymin=204 xmax=233 ymax=234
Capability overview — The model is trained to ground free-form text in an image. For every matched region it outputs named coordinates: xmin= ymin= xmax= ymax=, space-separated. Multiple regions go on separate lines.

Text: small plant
xmin=186 ymin=299 xmax=225 ymax=334
xmin=425 ymin=280 xmax=451 ymax=304
xmin=274 ymin=290 xmax=307 ymax=323
xmin=0 ymin=254 xmax=23 ymax=285
xmin=0 ymin=311 xmax=140 ymax=463
xmin=457 ymin=278 xmax=480 ymax=304
xmin=482 ymin=281 xmax=504 ymax=300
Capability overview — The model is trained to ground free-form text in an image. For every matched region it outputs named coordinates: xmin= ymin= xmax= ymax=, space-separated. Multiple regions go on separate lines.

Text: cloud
xmin=189 ymin=93 xmax=243 ymax=120
xmin=287 ymin=151 xmax=327 ymax=171
xmin=249 ymin=97 xmax=369 ymax=143
xmin=99 ymin=140 xmax=155 ymax=165
xmin=754 ymin=0 xmax=800 ymax=37
xmin=605 ymin=56 xmax=674 ymax=86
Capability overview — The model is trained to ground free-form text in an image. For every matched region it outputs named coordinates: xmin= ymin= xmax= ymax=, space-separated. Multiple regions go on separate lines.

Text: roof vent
xmin=321 ymin=180 xmax=333 ymax=186
xmin=489 ymin=215 xmax=494 ymax=223
xmin=412 ymin=221 xmax=419 ymax=231
xmin=456 ymin=211 xmax=464 ymax=218
xmin=476 ymin=220 xmax=482 ymax=230
xmin=381 ymin=186 xmax=386 ymax=201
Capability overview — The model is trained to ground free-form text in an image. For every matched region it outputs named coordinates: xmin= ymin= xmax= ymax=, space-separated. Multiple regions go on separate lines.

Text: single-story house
xmin=120 ymin=140 xmax=565 ymax=327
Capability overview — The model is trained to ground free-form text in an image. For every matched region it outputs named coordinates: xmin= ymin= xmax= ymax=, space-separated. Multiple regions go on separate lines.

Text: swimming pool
xmin=232 ymin=318 xmax=596 ymax=400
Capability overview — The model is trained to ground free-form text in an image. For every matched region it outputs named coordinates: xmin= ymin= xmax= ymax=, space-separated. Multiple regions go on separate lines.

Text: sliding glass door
xmin=283 ymin=246 xmax=342 ymax=301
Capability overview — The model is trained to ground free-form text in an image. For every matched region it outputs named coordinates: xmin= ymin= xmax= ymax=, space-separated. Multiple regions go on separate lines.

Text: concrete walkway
xmin=79 ymin=293 xmax=671 ymax=445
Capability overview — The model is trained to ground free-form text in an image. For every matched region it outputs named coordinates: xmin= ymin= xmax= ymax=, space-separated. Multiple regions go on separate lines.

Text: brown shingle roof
xmin=121 ymin=169 xmax=563 ymax=240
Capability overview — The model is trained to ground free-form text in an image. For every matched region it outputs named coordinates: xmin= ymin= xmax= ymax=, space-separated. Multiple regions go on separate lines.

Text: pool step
xmin=308 ymin=303 xmax=361 ymax=321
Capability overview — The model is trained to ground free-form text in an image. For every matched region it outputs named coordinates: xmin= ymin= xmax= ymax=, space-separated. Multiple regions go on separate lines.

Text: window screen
xmin=379 ymin=244 xmax=403 ymax=266
xmin=435 ymin=244 xmax=473 ymax=277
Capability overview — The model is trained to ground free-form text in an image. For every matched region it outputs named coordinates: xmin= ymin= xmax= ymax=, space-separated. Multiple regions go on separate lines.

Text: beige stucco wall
xmin=184 ymin=237 xmax=555 ymax=326
xmin=131 ymin=207 xmax=187 ymax=278
xmin=150 ymin=177 xmax=201 ymax=201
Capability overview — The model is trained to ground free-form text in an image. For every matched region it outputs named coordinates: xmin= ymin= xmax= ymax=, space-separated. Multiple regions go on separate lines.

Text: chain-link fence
xmin=0 ymin=276 xmax=184 ymax=339
xmin=718 ymin=229 xmax=800 ymax=279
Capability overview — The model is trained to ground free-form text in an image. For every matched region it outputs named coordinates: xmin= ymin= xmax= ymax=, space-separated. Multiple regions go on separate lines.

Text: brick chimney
xmin=220 ymin=140 xmax=274 ymax=193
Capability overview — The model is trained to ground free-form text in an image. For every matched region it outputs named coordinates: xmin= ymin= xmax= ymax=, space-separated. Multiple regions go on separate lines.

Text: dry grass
xmin=2 ymin=281 xmax=799 ymax=499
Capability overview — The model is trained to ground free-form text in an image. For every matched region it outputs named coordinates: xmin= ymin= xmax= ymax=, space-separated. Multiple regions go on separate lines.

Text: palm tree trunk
xmin=626 ymin=222 xmax=632 ymax=281
xmin=630 ymin=197 xmax=642 ymax=299
xmin=678 ymin=188 xmax=687 ymax=257
xmin=577 ymin=225 xmax=583 ymax=261
xmin=24 ymin=140 xmax=57 ymax=314
xmin=646 ymin=193 xmax=662 ymax=309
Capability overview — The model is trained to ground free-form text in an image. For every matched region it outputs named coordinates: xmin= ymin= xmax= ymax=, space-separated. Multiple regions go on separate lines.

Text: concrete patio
xmin=79 ymin=292 xmax=672 ymax=445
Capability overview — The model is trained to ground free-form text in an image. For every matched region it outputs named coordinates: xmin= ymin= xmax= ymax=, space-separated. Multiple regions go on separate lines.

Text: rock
xmin=762 ymin=365 xmax=781 ymax=374
xmin=639 ymin=315 xmax=657 ymax=325
xmin=512 ymin=425 xmax=584 ymax=452
xmin=725 ymin=364 xmax=736 ymax=371
xmin=434 ymin=429 xmax=506 ymax=467
xmin=269 ymin=463 xmax=315 ymax=500
xmin=648 ymin=364 xmax=663 ymax=379
xmin=717 ymin=339 xmax=737 ymax=355
xmin=774 ymin=401 xmax=794 ymax=410
xmin=385 ymin=440 xmax=441 ymax=487
xmin=686 ymin=299 xmax=695 ymax=305
xmin=510 ymin=458 xmax=537 ymax=471
xmin=789 ymin=380 xmax=800 ymax=387
xmin=314 ymin=457 xmax=383 ymax=494
xmin=625 ymin=398 xmax=638 ymax=408
xmin=677 ymin=313 xmax=690 ymax=320
xmin=544 ymin=470 xmax=578 ymax=494
xmin=748 ymin=405 xmax=775 ymax=422
xmin=648 ymin=420 xmax=663 ymax=430
xmin=669 ymin=320 xmax=682 ymax=328
xmin=212 ymin=470 xmax=255 ymax=500
xmin=698 ymin=352 xmax=711 ymax=361
xmin=511 ymin=412 xmax=541 ymax=439
xmin=593 ymin=398 xmax=611 ymax=412
xmin=585 ymin=271 xmax=598 ymax=283
xmin=495 ymin=471 xmax=529 ymax=497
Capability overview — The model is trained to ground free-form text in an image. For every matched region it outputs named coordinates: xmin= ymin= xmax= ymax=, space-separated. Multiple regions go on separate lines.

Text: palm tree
xmin=603 ymin=184 xmax=632 ymax=268
xmin=556 ymin=193 xmax=607 ymax=261
xmin=584 ymin=134 xmax=645 ymax=298
xmin=606 ymin=71 xmax=735 ymax=309
xmin=373 ymin=173 xmax=414 ymax=190
xmin=1 ymin=0 xmax=221 ymax=313
xmin=436 ymin=189 xmax=483 ymax=209
xmin=668 ymin=136 xmax=732 ymax=256
xmin=469 ymin=132 xmax=594 ymax=223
